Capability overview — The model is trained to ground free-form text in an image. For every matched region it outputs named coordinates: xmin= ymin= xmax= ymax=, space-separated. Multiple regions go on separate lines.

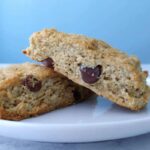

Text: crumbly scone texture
xmin=23 ymin=29 xmax=150 ymax=110
xmin=0 ymin=63 xmax=92 ymax=120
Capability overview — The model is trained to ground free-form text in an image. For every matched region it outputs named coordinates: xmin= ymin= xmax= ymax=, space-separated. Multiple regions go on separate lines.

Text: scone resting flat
xmin=23 ymin=29 xmax=150 ymax=110
xmin=0 ymin=63 xmax=91 ymax=120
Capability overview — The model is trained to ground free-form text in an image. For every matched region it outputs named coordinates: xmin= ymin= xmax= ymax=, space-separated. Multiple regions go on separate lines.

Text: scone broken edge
xmin=23 ymin=29 xmax=150 ymax=111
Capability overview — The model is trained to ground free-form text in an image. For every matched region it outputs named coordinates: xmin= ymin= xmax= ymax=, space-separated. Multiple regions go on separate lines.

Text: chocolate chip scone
xmin=23 ymin=29 xmax=150 ymax=111
xmin=0 ymin=63 xmax=92 ymax=120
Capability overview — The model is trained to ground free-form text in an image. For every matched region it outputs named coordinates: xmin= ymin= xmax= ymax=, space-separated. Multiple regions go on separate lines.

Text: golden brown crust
xmin=0 ymin=63 xmax=59 ymax=90
xmin=0 ymin=99 xmax=74 ymax=121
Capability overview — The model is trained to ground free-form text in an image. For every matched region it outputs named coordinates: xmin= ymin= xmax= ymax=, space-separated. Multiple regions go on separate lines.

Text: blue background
xmin=1 ymin=0 xmax=150 ymax=63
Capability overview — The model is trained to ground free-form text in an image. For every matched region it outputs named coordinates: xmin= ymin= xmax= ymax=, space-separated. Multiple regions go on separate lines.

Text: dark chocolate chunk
xmin=22 ymin=75 xmax=42 ymax=92
xmin=41 ymin=58 xmax=54 ymax=68
xmin=80 ymin=65 xmax=102 ymax=84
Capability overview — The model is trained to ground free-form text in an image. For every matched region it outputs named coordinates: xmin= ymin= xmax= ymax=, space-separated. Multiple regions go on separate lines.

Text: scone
xmin=23 ymin=29 xmax=150 ymax=110
xmin=0 ymin=63 xmax=92 ymax=120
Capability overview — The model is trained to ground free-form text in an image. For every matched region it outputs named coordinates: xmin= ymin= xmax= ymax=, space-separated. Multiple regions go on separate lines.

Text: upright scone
xmin=23 ymin=29 xmax=150 ymax=110
xmin=0 ymin=63 xmax=92 ymax=120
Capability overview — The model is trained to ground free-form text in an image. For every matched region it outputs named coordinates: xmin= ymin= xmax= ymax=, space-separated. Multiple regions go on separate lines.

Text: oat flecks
xmin=0 ymin=63 xmax=92 ymax=120
xmin=24 ymin=28 xmax=150 ymax=111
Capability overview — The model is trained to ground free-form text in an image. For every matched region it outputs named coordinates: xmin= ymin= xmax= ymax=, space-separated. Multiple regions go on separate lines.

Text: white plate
xmin=0 ymin=64 xmax=150 ymax=143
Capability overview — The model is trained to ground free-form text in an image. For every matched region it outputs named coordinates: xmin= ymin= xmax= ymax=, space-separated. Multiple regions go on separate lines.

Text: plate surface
xmin=0 ymin=64 xmax=150 ymax=143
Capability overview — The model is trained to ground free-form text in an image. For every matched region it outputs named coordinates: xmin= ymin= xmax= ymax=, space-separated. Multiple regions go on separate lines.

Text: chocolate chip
xmin=22 ymin=75 xmax=42 ymax=92
xmin=73 ymin=89 xmax=81 ymax=103
xmin=41 ymin=58 xmax=54 ymax=68
xmin=80 ymin=65 xmax=102 ymax=84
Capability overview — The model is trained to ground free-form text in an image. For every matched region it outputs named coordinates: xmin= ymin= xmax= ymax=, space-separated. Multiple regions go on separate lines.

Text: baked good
xmin=23 ymin=29 xmax=150 ymax=110
xmin=0 ymin=63 xmax=92 ymax=120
